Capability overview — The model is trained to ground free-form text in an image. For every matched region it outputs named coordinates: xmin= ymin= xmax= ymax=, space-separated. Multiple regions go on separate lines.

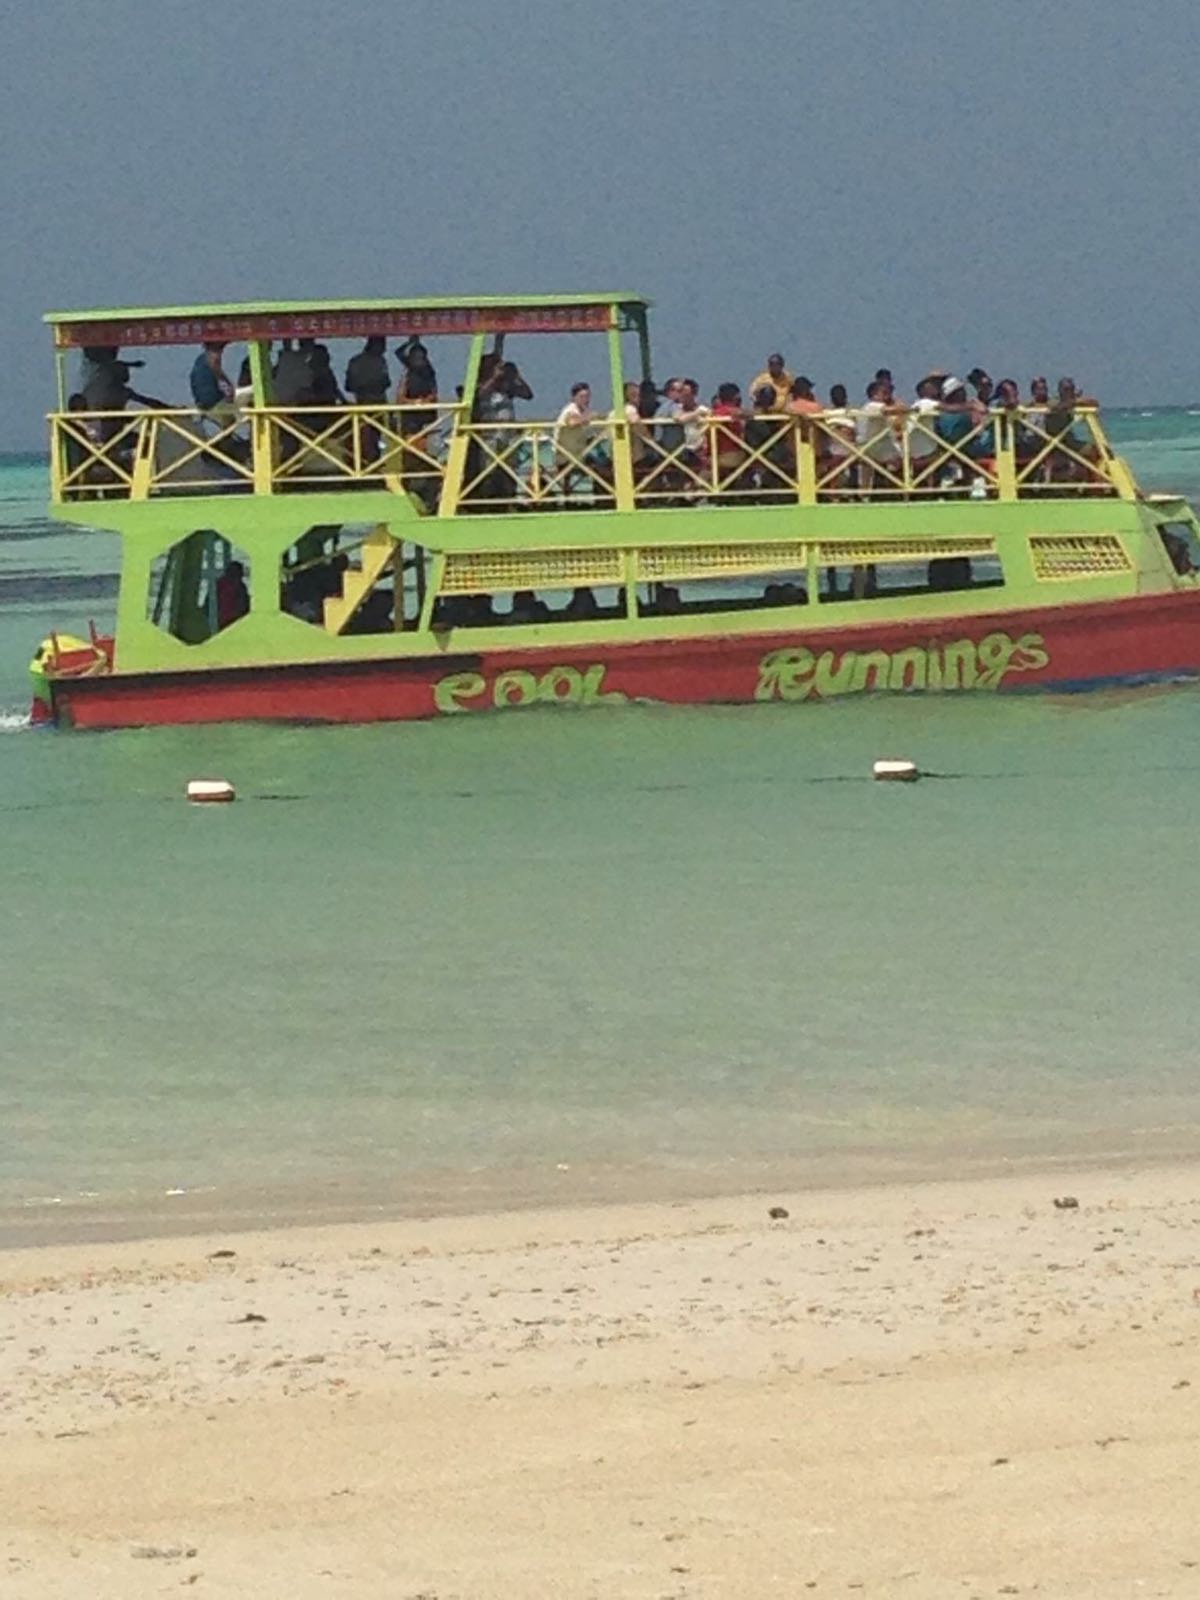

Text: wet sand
xmin=3 ymin=1163 xmax=1200 ymax=1597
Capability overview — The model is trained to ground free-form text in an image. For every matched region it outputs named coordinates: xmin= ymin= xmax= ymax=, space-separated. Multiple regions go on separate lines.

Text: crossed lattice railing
xmin=454 ymin=420 xmax=619 ymax=509
xmin=48 ymin=402 xmax=1127 ymax=506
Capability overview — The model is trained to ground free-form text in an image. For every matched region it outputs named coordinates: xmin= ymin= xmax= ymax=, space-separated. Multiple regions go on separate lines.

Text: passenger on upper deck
xmin=933 ymin=377 xmax=979 ymax=453
xmin=820 ymin=383 xmax=857 ymax=484
xmin=908 ymin=373 xmax=943 ymax=476
xmin=858 ymin=378 xmax=901 ymax=480
xmin=396 ymin=339 xmax=438 ymax=436
xmin=273 ymin=340 xmax=313 ymax=406
xmin=710 ymin=383 xmax=746 ymax=486
xmin=190 ymin=343 xmax=235 ymax=413
xmin=1045 ymin=378 xmax=1100 ymax=476
xmin=966 ymin=368 xmax=993 ymax=422
xmin=787 ymin=376 xmax=823 ymax=418
xmin=344 ymin=336 xmax=390 ymax=405
xmin=555 ymin=382 xmax=602 ymax=477
xmin=80 ymin=346 xmax=146 ymax=411
xmin=677 ymin=379 xmax=710 ymax=469
xmin=476 ymin=353 xmax=534 ymax=429
xmin=750 ymin=353 xmax=793 ymax=412
xmin=308 ymin=344 xmax=344 ymax=407
xmin=1026 ymin=376 xmax=1050 ymax=431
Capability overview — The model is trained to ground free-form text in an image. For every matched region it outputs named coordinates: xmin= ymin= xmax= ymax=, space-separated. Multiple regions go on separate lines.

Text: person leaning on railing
xmin=1044 ymin=378 xmax=1100 ymax=481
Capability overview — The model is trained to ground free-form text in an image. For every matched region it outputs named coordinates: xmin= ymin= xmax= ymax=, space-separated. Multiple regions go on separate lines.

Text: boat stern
xmin=29 ymin=629 xmax=114 ymax=727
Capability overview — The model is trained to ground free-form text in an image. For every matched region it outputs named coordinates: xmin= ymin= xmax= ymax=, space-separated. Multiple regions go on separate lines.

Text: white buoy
xmin=187 ymin=779 xmax=236 ymax=803
xmin=873 ymin=759 xmax=920 ymax=783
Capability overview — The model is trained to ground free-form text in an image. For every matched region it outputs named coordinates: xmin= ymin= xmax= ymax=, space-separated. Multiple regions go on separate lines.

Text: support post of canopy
xmin=607 ymin=311 xmax=635 ymax=513
xmin=634 ymin=309 xmax=652 ymax=388
xmin=248 ymin=339 xmax=275 ymax=496
xmin=438 ymin=334 xmax=486 ymax=516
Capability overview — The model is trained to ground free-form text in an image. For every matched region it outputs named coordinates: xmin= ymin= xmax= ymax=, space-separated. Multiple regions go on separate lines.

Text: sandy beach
xmin=2 ymin=1163 xmax=1199 ymax=1598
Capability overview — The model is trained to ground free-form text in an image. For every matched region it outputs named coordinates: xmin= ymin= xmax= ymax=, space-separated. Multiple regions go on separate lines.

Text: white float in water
xmin=187 ymin=779 xmax=236 ymax=803
xmin=873 ymin=759 xmax=920 ymax=782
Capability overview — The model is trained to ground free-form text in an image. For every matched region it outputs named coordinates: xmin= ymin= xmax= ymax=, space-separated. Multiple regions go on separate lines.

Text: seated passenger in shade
xmin=215 ymin=559 xmax=250 ymax=628
xmin=510 ymin=589 xmax=550 ymax=624
xmin=190 ymin=342 xmax=235 ymax=413
xmin=566 ymin=586 xmax=600 ymax=620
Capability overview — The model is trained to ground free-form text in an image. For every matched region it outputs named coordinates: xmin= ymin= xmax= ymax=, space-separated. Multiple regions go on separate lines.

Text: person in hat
xmin=750 ymin=352 xmax=794 ymax=412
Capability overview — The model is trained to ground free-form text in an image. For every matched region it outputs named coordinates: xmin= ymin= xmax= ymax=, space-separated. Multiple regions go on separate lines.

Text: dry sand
xmin=3 ymin=1163 xmax=1200 ymax=1598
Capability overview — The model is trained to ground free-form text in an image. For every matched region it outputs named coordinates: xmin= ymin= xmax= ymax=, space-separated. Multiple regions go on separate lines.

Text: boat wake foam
xmin=0 ymin=708 xmax=32 ymax=732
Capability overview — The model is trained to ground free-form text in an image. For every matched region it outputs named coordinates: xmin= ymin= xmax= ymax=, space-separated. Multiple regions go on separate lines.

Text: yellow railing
xmin=455 ymin=419 xmax=619 ymax=509
xmin=48 ymin=403 xmax=1129 ymax=507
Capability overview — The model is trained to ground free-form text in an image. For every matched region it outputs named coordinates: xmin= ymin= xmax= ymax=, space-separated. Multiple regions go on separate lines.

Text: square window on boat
xmin=634 ymin=572 xmax=810 ymax=617
xmin=818 ymin=544 xmax=1003 ymax=602
xmin=1157 ymin=521 xmax=1200 ymax=577
xmin=433 ymin=586 xmax=627 ymax=627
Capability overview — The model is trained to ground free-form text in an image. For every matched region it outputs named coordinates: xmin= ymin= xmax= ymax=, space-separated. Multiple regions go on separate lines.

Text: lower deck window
xmin=433 ymin=585 xmax=626 ymax=626
xmin=820 ymin=554 xmax=1004 ymax=601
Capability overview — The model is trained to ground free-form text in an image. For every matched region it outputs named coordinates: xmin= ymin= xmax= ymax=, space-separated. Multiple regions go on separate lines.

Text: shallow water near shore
xmin=3 ymin=413 xmax=1200 ymax=1241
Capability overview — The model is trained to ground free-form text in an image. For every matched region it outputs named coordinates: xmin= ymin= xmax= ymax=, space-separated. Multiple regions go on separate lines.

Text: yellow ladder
xmin=323 ymin=525 xmax=397 ymax=635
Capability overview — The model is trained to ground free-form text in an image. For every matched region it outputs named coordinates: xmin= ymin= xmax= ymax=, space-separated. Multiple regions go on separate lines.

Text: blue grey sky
xmin=2 ymin=0 xmax=1196 ymax=448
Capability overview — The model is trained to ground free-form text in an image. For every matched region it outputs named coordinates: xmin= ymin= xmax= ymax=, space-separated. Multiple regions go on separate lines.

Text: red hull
xmin=45 ymin=593 xmax=1200 ymax=730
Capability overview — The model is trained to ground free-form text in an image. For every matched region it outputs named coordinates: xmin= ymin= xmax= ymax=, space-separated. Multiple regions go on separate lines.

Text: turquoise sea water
xmin=4 ymin=411 xmax=1200 ymax=1240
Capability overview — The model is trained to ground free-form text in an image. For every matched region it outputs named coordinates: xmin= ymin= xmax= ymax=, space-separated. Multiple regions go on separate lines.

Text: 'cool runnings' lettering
xmin=755 ymin=631 xmax=1050 ymax=701
xmin=434 ymin=662 xmax=628 ymax=714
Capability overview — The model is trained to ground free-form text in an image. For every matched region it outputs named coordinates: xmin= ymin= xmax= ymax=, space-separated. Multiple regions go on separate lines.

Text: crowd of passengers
xmin=67 ymin=339 xmax=1103 ymax=500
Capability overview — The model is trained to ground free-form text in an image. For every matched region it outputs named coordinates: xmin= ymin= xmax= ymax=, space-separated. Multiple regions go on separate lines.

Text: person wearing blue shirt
xmin=190 ymin=342 xmax=234 ymax=412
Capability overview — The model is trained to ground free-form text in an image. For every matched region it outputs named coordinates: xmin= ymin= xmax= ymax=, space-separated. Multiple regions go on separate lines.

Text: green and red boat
xmin=31 ymin=293 xmax=1200 ymax=729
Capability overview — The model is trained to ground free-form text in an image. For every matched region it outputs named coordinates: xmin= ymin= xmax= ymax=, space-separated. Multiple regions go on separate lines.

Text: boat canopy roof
xmin=45 ymin=293 xmax=651 ymax=349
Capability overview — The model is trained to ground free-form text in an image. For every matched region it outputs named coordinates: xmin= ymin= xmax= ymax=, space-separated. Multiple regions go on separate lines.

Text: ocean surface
xmin=4 ymin=410 xmax=1200 ymax=1241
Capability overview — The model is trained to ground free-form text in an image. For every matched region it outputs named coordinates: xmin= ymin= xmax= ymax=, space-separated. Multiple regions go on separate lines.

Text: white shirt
xmin=555 ymin=400 xmax=594 ymax=462
xmin=822 ymin=407 xmax=855 ymax=459
xmin=858 ymin=400 xmax=897 ymax=462
xmin=907 ymin=396 xmax=940 ymax=460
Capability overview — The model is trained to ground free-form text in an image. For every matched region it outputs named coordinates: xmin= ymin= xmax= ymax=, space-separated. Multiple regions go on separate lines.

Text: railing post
xmin=607 ymin=318 xmax=635 ymax=512
xmin=995 ymin=410 xmax=1017 ymax=501
xmin=48 ymin=416 xmax=64 ymax=503
xmin=251 ymin=410 xmax=274 ymax=496
xmin=130 ymin=417 xmax=154 ymax=500
xmin=797 ymin=423 xmax=817 ymax=506
xmin=438 ymin=333 xmax=486 ymax=516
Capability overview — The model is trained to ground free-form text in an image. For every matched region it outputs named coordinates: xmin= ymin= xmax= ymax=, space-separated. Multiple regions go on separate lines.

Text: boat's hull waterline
xmin=35 ymin=592 xmax=1200 ymax=730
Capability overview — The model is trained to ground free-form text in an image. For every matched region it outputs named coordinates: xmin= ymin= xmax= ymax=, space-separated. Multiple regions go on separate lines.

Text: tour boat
xmin=30 ymin=293 xmax=1200 ymax=729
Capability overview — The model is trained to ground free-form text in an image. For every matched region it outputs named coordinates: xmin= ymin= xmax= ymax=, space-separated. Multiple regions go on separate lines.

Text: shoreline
xmin=4 ymin=1157 xmax=1200 ymax=1597
xmin=6 ymin=1124 xmax=1200 ymax=1251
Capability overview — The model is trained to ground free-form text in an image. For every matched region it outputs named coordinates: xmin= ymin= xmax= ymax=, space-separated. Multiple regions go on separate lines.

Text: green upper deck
xmin=46 ymin=293 xmax=650 ymax=348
